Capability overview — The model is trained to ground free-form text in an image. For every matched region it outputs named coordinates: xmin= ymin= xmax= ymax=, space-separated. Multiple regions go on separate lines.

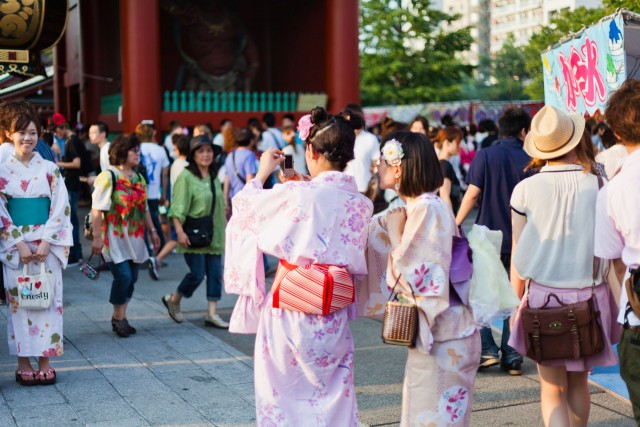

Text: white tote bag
xmin=16 ymin=262 xmax=54 ymax=309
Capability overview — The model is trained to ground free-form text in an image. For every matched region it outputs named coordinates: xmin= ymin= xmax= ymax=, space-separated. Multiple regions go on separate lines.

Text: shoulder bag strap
xmin=209 ymin=174 xmax=216 ymax=216
xmin=593 ymin=174 xmax=605 ymax=289
xmin=232 ymin=151 xmax=246 ymax=184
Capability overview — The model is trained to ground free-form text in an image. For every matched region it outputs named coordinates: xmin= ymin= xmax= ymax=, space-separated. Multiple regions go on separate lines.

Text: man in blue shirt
xmin=456 ymin=107 xmax=532 ymax=376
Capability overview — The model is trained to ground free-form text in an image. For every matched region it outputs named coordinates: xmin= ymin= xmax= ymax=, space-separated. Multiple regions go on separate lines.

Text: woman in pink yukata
xmin=224 ymin=107 xmax=373 ymax=426
xmin=361 ymin=131 xmax=480 ymax=426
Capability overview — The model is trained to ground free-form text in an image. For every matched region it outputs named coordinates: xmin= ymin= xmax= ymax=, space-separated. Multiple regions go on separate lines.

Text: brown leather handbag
xmin=382 ymin=275 xmax=418 ymax=347
xmin=520 ymin=283 xmax=604 ymax=363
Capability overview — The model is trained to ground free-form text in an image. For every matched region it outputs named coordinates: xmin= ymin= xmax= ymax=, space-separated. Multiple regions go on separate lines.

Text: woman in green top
xmin=162 ymin=136 xmax=228 ymax=328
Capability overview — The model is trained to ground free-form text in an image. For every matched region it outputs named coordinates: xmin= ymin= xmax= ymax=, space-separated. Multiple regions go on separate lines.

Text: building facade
xmin=438 ymin=0 xmax=601 ymax=70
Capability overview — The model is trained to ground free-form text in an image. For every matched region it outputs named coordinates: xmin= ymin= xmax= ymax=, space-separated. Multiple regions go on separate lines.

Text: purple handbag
xmin=449 ymin=228 xmax=473 ymax=306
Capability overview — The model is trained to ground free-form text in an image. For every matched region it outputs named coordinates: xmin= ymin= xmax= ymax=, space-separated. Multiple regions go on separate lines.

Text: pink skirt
xmin=509 ymin=281 xmax=622 ymax=371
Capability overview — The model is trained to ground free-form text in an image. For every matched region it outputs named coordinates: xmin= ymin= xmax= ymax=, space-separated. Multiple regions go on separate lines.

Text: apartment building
xmin=491 ymin=0 xmax=602 ymax=54
xmin=438 ymin=0 xmax=601 ymax=66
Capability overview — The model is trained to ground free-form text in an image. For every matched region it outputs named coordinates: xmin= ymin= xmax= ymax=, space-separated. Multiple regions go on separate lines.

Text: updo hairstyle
xmin=306 ymin=107 xmax=357 ymax=171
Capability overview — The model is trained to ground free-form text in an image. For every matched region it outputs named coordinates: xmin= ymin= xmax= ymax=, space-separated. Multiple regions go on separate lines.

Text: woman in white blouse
xmin=508 ymin=106 xmax=620 ymax=427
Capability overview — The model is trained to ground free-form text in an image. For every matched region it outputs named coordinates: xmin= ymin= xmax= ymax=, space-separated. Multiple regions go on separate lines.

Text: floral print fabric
xmin=224 ymin=171 xmax=372 ymax=426
xmin=92 ymin=167 xmax=149 ymax=264
xmin=359 ymin=193 xmax=480 ymax=426
xmin=0 ymin=153 xmax=71 ymax=357
xmin=224 ymin=171 xmax=373 ymax=333
xmin=361 ymin=194 xmax=477 ymax=353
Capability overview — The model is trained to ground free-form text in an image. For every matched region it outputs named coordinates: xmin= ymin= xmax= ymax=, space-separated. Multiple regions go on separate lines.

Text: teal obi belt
xmin=7 ymin=197 xmax=51 ymax=227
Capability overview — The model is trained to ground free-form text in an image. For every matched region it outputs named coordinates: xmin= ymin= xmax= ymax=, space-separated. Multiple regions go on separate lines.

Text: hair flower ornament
xmin=297 ymin=114 xmax=314 ymax=141
xmin=381 ymin=139 xmax=405 ymax=166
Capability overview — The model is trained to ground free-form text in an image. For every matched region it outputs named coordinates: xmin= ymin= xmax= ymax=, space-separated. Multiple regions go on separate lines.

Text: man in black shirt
xmin=54 ymin=115 xmax=87 ymax=266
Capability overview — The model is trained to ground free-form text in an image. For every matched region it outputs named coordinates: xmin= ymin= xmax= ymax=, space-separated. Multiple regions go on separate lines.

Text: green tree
xmin=359 ymin=0 xmax=473 ymax=106
xmin=522 ymin=0 xmax=638 ymax=99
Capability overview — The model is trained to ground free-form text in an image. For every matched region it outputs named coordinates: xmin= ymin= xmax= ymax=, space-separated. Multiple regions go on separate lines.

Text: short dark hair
xmin=382 ymin=131 xmax=443 ymax=197
xmin=91 ymin=121 xmax=109 ymax=137
xmin=282 ymin=113 xmax=295 ymax=122
xmin=173 ymin=134 xmax=190 ymax=156
xmin=236 ymin=127 xmax=254 ymax=147
xmin=247 ymin=117 xmax=261 ymax=131
xmin=109 ymin=134 xmax=141 ymax=166
xmin=344 ymin=103 xmax=363 ymax=116
xmin=604 ymin=80 xmax=640 ymax=145
xmin=478 ymin=119 xmax=497 ymax=133
xmin=601 ymin=128 xmax=619 ymax=149
xmin=168 ymin=120 xmax=182 ymax=132
xmin=0 ymin=100 xmax=41 ymax=141
xmin=498 ymin=107 xmax=531 ymax=138
xmin=410 ymin=115 xmax=430 ymax=132
xmin=262 ymin=112 xmax=276 ymax=127
xmin=219 ymin=118 xmax=231 ymax=127
xmin=339 ymin=107 xmax=365 ymax=130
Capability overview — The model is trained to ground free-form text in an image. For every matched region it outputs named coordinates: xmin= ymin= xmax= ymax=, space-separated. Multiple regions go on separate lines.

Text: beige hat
xmin=524 ymin=105 xmax=586 ymax=160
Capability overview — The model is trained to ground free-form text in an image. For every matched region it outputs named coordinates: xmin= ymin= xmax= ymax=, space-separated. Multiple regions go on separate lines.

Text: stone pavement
xmin=0 ymin=248 xmax=635 ymax=426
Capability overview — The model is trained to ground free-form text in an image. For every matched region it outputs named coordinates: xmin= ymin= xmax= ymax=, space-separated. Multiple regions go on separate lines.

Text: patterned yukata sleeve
xmin=42 ymin=166 xmax=73 ymax=248
xmin=387 ymin=198 xmax=453 ymax=353
xmin=225 ymin=177 xmax=311 ymax=333
xmin=0 ymin=193 xmax=24 ymax=269
xmin=358 ymin=215 xmax=392 ymax=318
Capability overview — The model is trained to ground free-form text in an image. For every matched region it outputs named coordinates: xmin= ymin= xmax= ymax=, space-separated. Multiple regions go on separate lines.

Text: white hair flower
xmin=381 ymin=139 xmax=404 ymax=166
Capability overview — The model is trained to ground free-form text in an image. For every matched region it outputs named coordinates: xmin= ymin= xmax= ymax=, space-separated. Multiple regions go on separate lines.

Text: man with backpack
xmin=54 ymin=113 xmax=92 ymax=266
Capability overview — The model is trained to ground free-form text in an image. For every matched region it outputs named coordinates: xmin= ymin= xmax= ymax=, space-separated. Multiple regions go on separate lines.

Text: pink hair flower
xmin=297 ymin=114 xmax=313 ymax=141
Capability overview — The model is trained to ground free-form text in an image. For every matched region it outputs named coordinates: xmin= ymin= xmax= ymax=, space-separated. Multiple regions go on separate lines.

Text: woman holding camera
xmin=91 ymin=135 xmax=160 ymax=338
xmin=225 ymin=107 xmax=372 ymax=425
xmin=362 ymin=131 xmax=480 ymax=426
xmin=162 ymin=136 xmax=228 ymax=328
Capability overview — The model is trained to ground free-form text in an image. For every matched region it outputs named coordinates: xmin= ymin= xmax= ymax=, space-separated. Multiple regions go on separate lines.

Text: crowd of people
xmin=0 ymin=79 xmax=638 ymax=427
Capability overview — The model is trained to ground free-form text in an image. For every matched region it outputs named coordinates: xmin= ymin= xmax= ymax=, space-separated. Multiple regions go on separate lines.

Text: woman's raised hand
xmin=256 ymin=148 xmax=284 ymax=185
xmin=386 ymin=207 xmax=407 ymax=247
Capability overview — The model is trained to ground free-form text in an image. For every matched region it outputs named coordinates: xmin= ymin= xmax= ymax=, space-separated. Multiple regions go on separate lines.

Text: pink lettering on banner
xmin=559 ymin=52 xmax=578 ymax=112
xmin=557 ymin=36 xmax=606 ymax=112
xmin=570 ymin=36 xmax=606 ymax=107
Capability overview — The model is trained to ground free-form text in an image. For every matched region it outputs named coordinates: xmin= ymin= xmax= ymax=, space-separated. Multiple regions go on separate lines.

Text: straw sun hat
xmin=524 ymin=105 xmax=586 ymax=160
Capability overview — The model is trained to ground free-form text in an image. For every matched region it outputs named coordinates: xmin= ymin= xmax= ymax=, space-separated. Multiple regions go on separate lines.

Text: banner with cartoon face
xmin=542 ymin=15 xmax=626 ymax=115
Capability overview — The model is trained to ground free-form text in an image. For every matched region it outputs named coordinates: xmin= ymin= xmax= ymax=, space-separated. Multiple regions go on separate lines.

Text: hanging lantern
xmin=0 ymin=0 xmax=68 ymax=76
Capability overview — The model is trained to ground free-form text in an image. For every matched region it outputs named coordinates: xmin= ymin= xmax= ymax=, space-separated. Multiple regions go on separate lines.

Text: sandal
xmin=15 ymin=369 xmax=39 ymax=386
xmin=38 ymin=368 xmax=57 ymax=385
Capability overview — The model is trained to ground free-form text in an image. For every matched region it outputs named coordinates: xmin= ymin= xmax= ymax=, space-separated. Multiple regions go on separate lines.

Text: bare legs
xmin=113 ymin=303 xmax=128 ymax=320
xmin=537 ymin=364 xmax=590 ymax=427
xmin=168 ymin=293 xmax=219 ymax=317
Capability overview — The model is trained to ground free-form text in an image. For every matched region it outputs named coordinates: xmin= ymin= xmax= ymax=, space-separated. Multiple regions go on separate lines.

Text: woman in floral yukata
xmin=0 ymin=101 xmax=72 ymax=385
xmin=224 ymin=107 xmax=373 ymax=426
xmin=361 ymin=131 xmax=480 ymax=426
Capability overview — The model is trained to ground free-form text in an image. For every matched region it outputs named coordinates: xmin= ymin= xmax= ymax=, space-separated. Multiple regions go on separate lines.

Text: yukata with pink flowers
xmin=0 ymin=153 xmax=72 ymax=357
xmin=360 ymin=193 xmax=480 ymax=426
xmin=225 ymin=171 xmax=373 ymax=427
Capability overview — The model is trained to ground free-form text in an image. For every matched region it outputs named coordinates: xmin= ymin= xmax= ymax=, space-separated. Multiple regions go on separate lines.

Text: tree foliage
xmin=522 ymin=0 xmax=638 ymax=99
xmin=359 ymin=0 xmax=473 ymax=106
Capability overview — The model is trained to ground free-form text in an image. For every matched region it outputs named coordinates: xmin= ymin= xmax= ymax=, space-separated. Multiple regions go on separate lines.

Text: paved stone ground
xmin=0 ymin=234 xmax=634 ymax=426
